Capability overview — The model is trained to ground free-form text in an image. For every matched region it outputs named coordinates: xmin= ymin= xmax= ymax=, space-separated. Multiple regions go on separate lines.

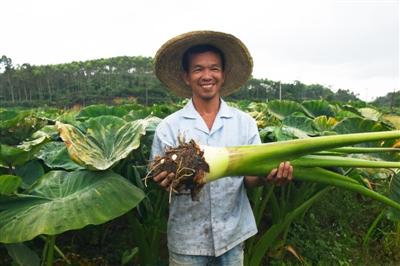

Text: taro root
xmin=146 ymin=139 xmax=209 ymax=201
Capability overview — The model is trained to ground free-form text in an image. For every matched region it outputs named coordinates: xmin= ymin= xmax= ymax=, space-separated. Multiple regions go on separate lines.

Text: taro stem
xmin=203 ymin=130 xmax=400 ymax=182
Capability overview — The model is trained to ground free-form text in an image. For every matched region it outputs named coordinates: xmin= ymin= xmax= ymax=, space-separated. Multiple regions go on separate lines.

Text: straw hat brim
xmin=154 ymin=31 xmax=253 ymax=98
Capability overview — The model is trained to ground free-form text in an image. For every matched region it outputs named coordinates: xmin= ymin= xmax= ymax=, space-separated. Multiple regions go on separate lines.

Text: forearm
xmin=244 ymin=175 xmax=266 ymax=189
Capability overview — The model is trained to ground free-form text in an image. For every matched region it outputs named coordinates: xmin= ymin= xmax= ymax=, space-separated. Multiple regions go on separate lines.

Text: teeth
xmin=201 ymin=84 xmax=213 ymax=89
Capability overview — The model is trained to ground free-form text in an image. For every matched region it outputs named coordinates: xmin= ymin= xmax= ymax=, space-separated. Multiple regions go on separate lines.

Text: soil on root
xmin=147 ymin=139 xmax=209 ymax=201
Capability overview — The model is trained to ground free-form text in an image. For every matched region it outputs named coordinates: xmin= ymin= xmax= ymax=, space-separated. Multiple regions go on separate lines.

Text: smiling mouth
xmin=200 ymin=84 xmax=214 ymax=89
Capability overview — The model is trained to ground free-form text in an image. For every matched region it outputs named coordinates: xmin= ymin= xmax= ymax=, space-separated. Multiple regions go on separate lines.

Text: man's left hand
xmin=266 ymin=161 xmax=293 ymax=185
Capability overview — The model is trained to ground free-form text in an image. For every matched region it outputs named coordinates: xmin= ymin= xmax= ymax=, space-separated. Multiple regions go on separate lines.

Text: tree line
xmin=0 ymin=55 xmax=363 ymax=108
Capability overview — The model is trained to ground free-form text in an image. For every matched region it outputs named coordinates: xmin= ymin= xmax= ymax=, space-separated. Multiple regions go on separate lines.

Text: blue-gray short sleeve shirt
xmin=150 ymin=99 xmax=261 ymax=256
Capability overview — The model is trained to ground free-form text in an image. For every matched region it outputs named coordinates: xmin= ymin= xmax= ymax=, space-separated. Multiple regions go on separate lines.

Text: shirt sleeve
xmin=149 ymin=122 xmax=175 ymax=161
xmin=150 ymin=129 xmax=165 ymax=161
xmin=247 ymin=117 xmax=262 ymax=145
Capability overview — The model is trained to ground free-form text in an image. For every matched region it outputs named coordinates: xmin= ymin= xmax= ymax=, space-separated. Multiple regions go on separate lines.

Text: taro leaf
xmin=0 ymin=175 xmax=22 ymax=195
xmin=15 ymin=160 xmax=45 ymax=189
xmin=76 ymin=104 xmax=129 ymax=120
xmin=334 ymin=117 xmax=394 ymax=145
xmin=36 ymin=142 xmax=84 ymax=171
xmin=334 ymin=117 xmax=399 ymax=160
xmin=282 ymin=113 xmax=316 ymax=135
xmin=124 ymin=116 xmax=161 ymax=132
xmin=124 ymin=109 xmax=155 ymax=121
xmin=358 ymin=107 xmax=383 ymax=121
xmin=335 ymin=110 xmax=362 ymax=121
xmin=0 ymin=131 xmax=51 ymax=167
xmin=334 ymin=117 xmax=392 ymax=135
xmin=56 ymin=116 xmax=151 ymax=170
xmin=5 ymin=243 xmax=40 ymax=266
xmin=0 ymin=170 xmax=145 ymax=243
xmin=341 ymin=105 xmax=363 ymax=116
xmin=388 ymin=171 xmax=400 ymax=222
xmin=0 ymin=145 xmax=32 ymax=167
xmin=0 ymin=110 xmax=48 ymax=146
xmin=312 ymin=116 xmax=337 ymax=135
xmin=266 ymin=100 xmax=313 ymax=120
xmin=302 ymin=100 xmax=335 ymax=118
xmin=273 ymin=126 xmax=310 ymax=141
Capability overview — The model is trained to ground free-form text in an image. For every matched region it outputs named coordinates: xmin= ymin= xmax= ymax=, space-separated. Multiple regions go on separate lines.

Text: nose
xmin=201 ymin=69 xmax=212 ymax=81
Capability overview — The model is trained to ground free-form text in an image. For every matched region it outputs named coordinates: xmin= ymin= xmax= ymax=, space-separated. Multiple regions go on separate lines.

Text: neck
xmin=192 ymin=96 xmax=220 ymax=115
xmin=192 ymin=96 xmax=221 ymax=130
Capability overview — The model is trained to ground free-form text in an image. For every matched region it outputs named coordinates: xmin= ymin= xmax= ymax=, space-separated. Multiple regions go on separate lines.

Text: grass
xmin=269 ymin=187 xmax=400 ymax=265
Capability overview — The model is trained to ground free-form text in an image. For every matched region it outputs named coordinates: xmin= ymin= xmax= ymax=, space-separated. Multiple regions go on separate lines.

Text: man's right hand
xmin=153 ymin=171 xmax=175 ymax=190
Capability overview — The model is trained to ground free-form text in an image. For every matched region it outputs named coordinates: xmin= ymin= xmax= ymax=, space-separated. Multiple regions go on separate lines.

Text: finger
xmin=276 ymin=162 xmax=285 ymax=179
xmin=288 ymin=165 xmax=294 ymax=181
xmin=266 ymin=168 xmax=278 ymax=181
xmin=153 ymin=171 xmax=167 ymax=182
xmin=282 ymin=161 xmax=290 ymax=179
xmin=160 ymin=173 xmax=174 ymax=188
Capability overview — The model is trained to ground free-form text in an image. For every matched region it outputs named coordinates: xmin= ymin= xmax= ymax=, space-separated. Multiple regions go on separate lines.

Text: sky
xmin=1 ymin=0 xmax=399 ymax=102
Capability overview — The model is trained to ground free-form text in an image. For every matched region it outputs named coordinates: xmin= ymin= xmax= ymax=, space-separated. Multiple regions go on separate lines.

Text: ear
xmin=182 ymin=72 xmax=190 ymax=86
xmin=221 ymin=71 xmax=225 ymax=85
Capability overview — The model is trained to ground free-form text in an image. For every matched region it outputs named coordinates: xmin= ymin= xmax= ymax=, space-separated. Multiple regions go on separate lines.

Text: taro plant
xmin=0 ymin=108 xmax=160 ymax=265
xmin=239 ymin=100 xmax=400 ymax=264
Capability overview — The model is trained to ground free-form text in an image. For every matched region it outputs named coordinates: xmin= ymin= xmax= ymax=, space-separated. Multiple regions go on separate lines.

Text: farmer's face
xmin=183 ymin=51 xmax=225 ymax=101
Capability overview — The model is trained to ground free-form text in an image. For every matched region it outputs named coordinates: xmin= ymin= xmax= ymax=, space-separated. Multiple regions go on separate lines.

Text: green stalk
xmin=248 ymin=186 xmax=332 ymax=266
xmin=296 ymin=167 xmax=400 ymax=210
xmin=45 ymin=235 xmax=56 ymax=266
xmin=203 ymin=130 xmax=400 ymax=181
xmin=328 ymin=147 xmax=400 ymax=154
xmin=291 ymin=155 xmax=400 ymax=168
xmin=198 ymin=131 xmax=400 ymax=211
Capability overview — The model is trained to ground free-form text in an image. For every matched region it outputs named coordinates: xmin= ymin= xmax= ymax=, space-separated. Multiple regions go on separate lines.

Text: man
xmin=151 ymin=31 xmax=293 ymax=266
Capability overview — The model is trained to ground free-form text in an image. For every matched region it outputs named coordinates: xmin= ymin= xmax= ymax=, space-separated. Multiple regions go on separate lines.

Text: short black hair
xmin=181 ymin=44 xmax=225 ymax=72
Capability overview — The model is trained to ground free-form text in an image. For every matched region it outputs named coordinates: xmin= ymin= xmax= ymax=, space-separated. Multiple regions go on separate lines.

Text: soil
xmin=148 ymin=139 xmax=209 ymax=200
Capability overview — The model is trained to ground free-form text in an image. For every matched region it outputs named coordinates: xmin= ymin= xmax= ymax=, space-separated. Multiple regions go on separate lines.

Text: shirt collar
xmin=182 ymin=98 xmax=233 ymax=119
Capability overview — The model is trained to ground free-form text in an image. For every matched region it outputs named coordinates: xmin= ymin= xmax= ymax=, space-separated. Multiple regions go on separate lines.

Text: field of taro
xmin=1 ymin=99 xmax=400 ymax=265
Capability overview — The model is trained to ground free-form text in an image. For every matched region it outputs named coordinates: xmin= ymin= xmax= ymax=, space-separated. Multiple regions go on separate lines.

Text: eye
xmin=192 ymin=67 xmax=202 ymax=73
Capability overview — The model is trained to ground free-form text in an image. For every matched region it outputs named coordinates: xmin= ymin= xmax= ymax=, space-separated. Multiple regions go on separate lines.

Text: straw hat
xmin=154 ymin=30 xmax=253 ymax=98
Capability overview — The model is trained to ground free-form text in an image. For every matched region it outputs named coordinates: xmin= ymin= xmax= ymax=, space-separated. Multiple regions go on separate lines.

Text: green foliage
xmin=1 ymin=99 xmax=400 ymax=265
xmin=0 ymin=110 xmax=48 ymax=146
xmin=5 ymin=243 xmax=40 ymax=266
xmin=56 ymin=116 xmax=153 ymax=170
xmin=0 ymin=175 xmax=21 ymax=195
xmin=0 ymin=170 xmax=145 ymax=243
xmin=278 ymin=189 xmax=400 ymax=265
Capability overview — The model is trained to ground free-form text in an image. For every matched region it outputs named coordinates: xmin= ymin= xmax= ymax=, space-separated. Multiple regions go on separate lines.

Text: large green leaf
xmin=312 ymin=116 xmax=337 ymax=134
xmin=0 ymin=110 xmax=48 ymax=146
xmin=36 ymin=142 xmax=84 ymax=171
xmin=5 ymin=243 xmax=40 ymax=266
xmin=0 ymin=170 xmax=145 ymax=243
xmin=333 ymin=117 xmax=396 ymax=153
xmin=0 ymin=175 xmax=22 ymax=195
xmin=358 ymin=107 xmax=383 ymax=121
xmin=260 ymin=126 xmax=310 ymax=142
xmin=267 ymin=100 xmax=313 ymax=120
xmin=302 ymin=100 xmax=335 ymax=118
xmin=56 ymin=116 xmax=152 ymax=170
xmin=15 ymin=160 xmax=45 ymax=189
xmin=76 ymin=104 xmax=129 ymax=120
xmin=282 ymin=113 xmax=316 ymax=135
xmin=334 ymin=117 xmax=393 ymax=134
xmin=0 ymin=128 xmax=51 ymax=167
